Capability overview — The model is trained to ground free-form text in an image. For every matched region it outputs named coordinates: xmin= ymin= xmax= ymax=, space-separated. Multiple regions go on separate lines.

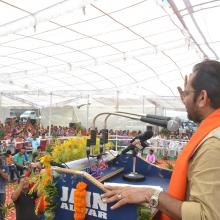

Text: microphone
xmin=50 ymin=161 xmax=66 ymax=168
xmin=121 ymin=131 xmax=153 ymax=155
xmin=130 ymin=130 xmax=153 ymax=147
xmin=140 ymin=116 xmax=180 ymax=132
xmin=146 ymin=114 xmax=171 ymax=121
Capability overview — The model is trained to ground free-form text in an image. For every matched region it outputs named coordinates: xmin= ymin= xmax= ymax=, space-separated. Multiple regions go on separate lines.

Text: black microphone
xmin=120 ymin=144 xmax=136 ymax=155
xmin=140 ymin=116 xmax=180 ymax=132
xmin=146 ymin=114 xmax=171 ymax=121
xmin=50 ymin=161 xmax=66 ymax=168
xmin=121 ymin=131 xmax=153 ymax=155
xmin=86 ymin=139 xmax=91 ymax=157
xmin=100 ymin=129 xmax=108 ymax=145
xmin=130 ymin=130 xmax=153 ymax=147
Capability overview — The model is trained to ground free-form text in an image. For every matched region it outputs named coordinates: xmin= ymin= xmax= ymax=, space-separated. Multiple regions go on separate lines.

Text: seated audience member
xmin=146 ymin=149 xmax=156 ymax=164
xmin=13 ymin=147 xmax=26 ymax=177
xmin=0 ymin=158 xmax=9 ymax=220
xmin=23 ymin=147 xmax=30 ymax=162
xmin=31 ymin=135 xmax=40 ymax=152
xmin=23 ymin=148 xmax=33 ymax=164
xmin=15 ymin=135 xmax=24 ymax=153
xmin=5 ymin=150 xmax=19 ymax=182
xmin=1 ymin=142 xmax=7 ymax=153
xmin=6 ymin=139 xmax=15 ymax=154
xmin=39 ymin=135 xmax=47 ymax=152
xmin=11 ymin=177 xmax=40 ymax=220
xmin=33 ymin=147 xmax=42 ymax=162
xmin=27 ymin=151 xmax=33 ymax=162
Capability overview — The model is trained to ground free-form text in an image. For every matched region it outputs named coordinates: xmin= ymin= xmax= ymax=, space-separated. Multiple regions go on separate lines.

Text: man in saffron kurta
xmin=101 ymin=60 xmax=220 ymax=220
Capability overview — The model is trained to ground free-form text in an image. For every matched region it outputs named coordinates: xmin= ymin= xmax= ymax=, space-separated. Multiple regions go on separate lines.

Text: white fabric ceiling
xmin=0 ymin=0 xmax=219 ymax=110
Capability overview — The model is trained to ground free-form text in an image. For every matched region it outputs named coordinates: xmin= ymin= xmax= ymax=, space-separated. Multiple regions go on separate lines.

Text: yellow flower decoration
xmin=40 ymin=155 xmax=52 ymax=167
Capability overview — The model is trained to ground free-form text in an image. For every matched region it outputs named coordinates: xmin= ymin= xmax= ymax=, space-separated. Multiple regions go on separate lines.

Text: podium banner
xmin=53 ymin=155 xmax=172 ymax=220
xmin=54 ymin=171 xmax=137 ymax=220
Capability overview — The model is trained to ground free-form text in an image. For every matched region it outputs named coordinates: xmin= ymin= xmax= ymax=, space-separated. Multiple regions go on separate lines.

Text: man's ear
xmin=198 ymin=90 xmax=210 ymax=107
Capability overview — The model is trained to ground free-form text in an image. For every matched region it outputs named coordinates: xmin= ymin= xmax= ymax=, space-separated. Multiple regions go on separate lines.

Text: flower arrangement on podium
xmin=30 ymin=136 xmax=111 ymax=220
xmin=41 ymin=137 xmax=101 ymax=165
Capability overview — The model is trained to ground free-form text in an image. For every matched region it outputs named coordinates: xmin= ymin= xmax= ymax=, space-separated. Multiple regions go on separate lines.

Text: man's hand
xmin=132 ymin=139 xmax=141 ymax=148
xmin=101 ymin=185 xmax=154 ymax=210
xmin=19 ymin=178 xmax=25 ymax=187
xmin=11 ymin=177 xmax=29 ymax=201
xmin=19 ymin=177 xmax=28 ymax=187
xmin=177 ymin=75 xmax=188 ymax=102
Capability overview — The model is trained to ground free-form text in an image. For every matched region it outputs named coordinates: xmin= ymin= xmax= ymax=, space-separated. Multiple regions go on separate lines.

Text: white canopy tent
xmin=0 ymin=0 xmax=219 ymax=113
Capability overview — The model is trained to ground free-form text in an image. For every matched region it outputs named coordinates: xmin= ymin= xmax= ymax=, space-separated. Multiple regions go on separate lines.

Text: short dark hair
xmin=6 ymin=150 xmax=11 ymax=155
xmin=192 ymin=60 xmax=220 ymax=108
xmin=150 ymin=149 xmax=154 ymax=153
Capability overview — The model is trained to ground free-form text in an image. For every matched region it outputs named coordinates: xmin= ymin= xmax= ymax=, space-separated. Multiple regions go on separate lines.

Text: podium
xmin=53 ymin=154 xmax=172 ymax=220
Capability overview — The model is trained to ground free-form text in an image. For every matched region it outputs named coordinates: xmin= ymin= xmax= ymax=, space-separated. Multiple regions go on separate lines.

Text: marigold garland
xmin=74 ymin=182 xmax=87 ymax=220
xmin=44 ymin=167 xmax=52 ymax=186
xmin=35 ymin=194 xmax=48 ymax=214
xmin=29 ymin=167 xmax=56 ymax=219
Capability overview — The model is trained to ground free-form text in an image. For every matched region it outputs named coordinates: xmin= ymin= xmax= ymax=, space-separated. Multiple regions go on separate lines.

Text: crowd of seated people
xmin=4 ymin=147 xmax=42 ymax=182
xmin=0 ymin=118 xmax=141 ymax=155
xmin=0 ymin=119 xmax=146 ymax=180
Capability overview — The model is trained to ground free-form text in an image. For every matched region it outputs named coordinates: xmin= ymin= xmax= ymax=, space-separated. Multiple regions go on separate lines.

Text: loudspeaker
xmin=100 ymin=129 xmax=108 ymax=144
xmin=86 ymin=141 xmax=91 ymax=157
xmin=69 ymin=122 xmax=78 ymax=128
xmin=90 ymin=130 xmax=97 ymax=145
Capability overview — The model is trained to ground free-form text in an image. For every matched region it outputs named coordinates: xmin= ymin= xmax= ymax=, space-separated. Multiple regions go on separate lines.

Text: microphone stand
xmin=86 ymin=144 xmax=93 ymax=174
xmin=58 ymin=159 xmax=70 ymax=169
xmin=123 ymin=148 xmax=145 ymax=182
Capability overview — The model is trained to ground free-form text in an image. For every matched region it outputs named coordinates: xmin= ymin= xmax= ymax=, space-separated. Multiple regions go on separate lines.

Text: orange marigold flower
xmin=76 ymin=182 xmax=87 ymax=190
xmin=74 ymin=182 xmax=87 ymax=220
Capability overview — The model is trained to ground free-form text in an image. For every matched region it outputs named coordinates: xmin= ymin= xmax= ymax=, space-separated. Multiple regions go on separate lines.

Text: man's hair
xmin=192 ymin=60 xmax=220 ymax=108
xmin=6 ymin=150 xmax=11 ymax=155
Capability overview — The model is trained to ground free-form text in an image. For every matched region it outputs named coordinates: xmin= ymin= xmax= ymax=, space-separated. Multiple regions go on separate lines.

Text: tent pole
xmin=142 ymin=95 xmax=145 ymax=114
xmin=37 ymin=89 xmax=41 ymax=128
xmin=115 ymin=90 xmax=119 ymax=111
xmin=86 ymin=94 xmax=90 ymax=130
xmin=48 ymin=92 xmax=52 ymax=143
